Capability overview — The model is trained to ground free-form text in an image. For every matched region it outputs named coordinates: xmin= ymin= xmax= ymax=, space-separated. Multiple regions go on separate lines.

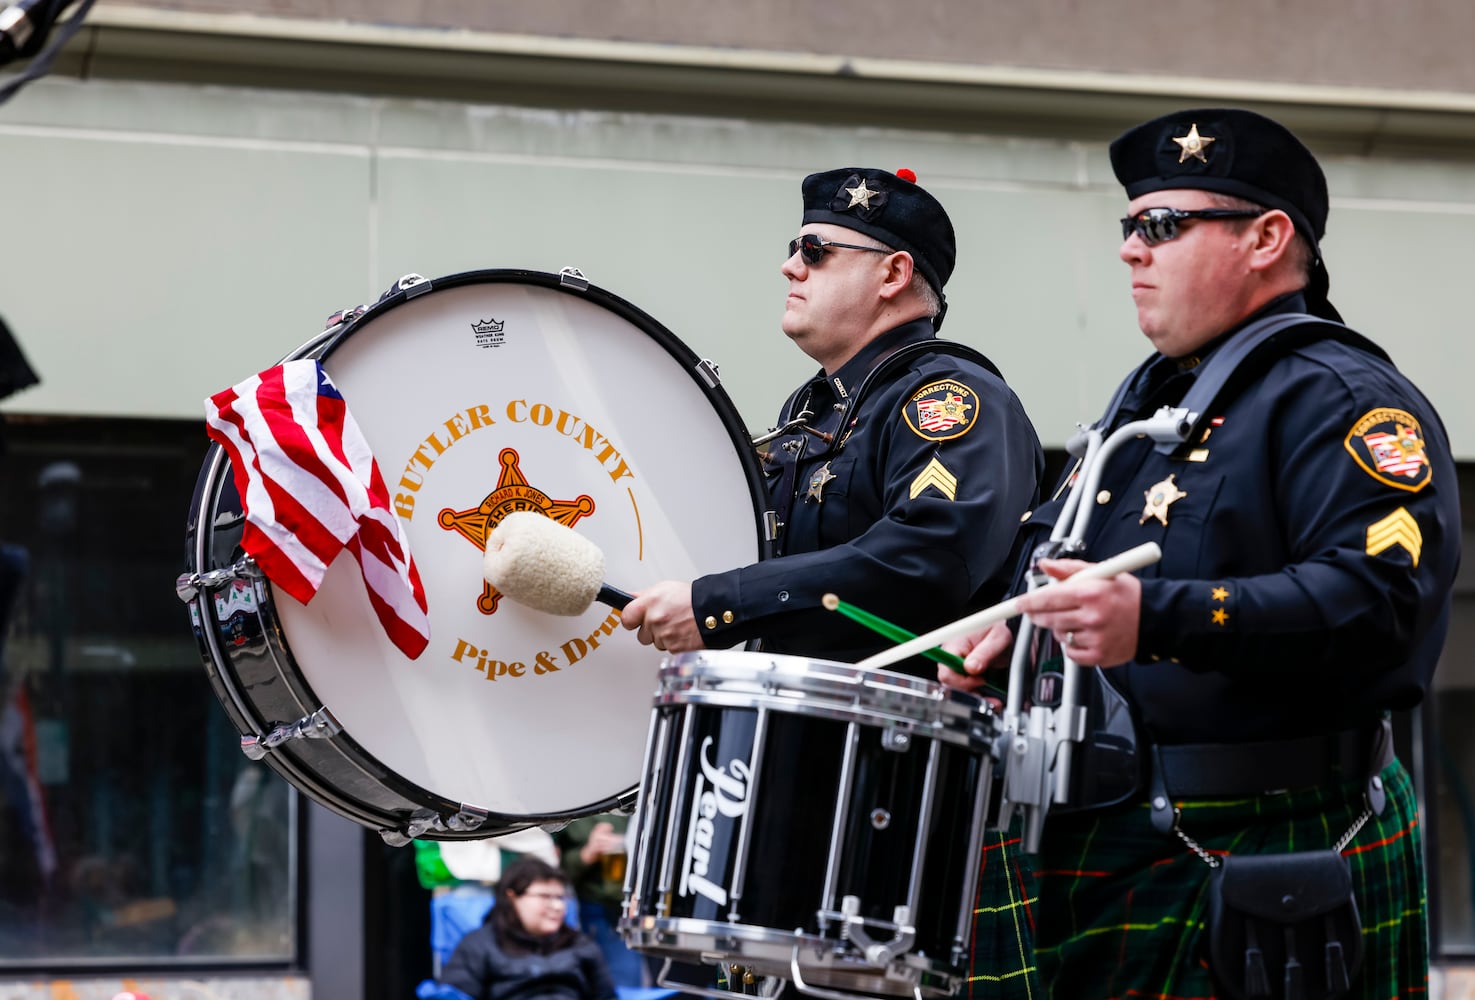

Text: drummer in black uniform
xmin=621 ymin=166 xmax=1044 ymax=998
xmin=623 ymin=166 xmax=1043 ymax=667
xmin=943 ymin=108 xmax=1460 ymax=999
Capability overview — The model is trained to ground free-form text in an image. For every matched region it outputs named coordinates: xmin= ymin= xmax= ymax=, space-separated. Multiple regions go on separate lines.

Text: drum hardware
xmin=174 ymin=555 xmax=261 ymax=603
xmin=751 ymin=410 xmax=817 ymax=448
xmin=991 ymin=407 xmax=1193 ymax=853
xmin=241 ymin=706 xmax=342 ymax=761
xmin=837 ymin=896 xmax=915 ymax=967
xmin=558 ymin=266 xmax=589 ymax=291
xmin=695 ymin=358 xmax=723 ymax=390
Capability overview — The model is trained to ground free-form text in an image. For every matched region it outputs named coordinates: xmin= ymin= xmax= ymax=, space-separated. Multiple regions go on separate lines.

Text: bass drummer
xmin=621 ymin=166 xmax=1045 ymax=998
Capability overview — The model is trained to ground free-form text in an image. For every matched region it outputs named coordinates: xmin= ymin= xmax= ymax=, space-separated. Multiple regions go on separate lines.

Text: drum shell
xmin=623 ymin=651 xmax=999 ymax=997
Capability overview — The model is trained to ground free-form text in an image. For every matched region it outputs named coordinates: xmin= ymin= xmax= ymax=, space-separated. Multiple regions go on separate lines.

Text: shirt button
xmin=1096 ymin=490 xmax=1112 ymax=504
xmin=704 ymin=616 xmax=717 ymax=630
xmin=777 ymin=591 xmax=790 ymax=603
xmin=722 ymin=611 xmax=734 ymax=624
xmin=1020 ymin=510 xmax=1033 ymax=522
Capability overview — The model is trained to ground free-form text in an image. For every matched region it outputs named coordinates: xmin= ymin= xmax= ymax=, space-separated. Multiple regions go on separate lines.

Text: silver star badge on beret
xmin=845 ymin=180 xmax=878 ymax=209
xmin=1173 ymin=123 xmax=1216 ymax=163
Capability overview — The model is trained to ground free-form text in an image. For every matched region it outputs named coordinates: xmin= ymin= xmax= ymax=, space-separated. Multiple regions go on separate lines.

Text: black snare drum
xmin=179 ymin=269 xmax=766 ymax=844
xmin=623 ymin=651 xmax=1000 ymax=998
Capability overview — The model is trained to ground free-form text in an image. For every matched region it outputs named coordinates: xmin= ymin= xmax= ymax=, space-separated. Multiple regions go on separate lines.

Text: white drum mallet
xmin=482 ymin=511 xmax=633 ymax=614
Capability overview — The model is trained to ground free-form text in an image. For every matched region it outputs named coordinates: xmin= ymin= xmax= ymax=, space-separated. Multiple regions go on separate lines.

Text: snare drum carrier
xmin=179 ymin=269 xmax=768 ymax=844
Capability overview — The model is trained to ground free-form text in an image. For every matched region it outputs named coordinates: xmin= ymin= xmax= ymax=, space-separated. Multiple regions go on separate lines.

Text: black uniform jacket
xmin=1024 ymin=294 xmax=1460 ymax=744
xmin=691 ymin=319 xmax=1043 ymax=674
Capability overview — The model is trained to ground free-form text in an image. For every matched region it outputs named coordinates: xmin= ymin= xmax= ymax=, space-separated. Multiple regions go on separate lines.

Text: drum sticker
xmin=1342 ymin=408 xmax=1432 ymax=492
xmin=472 ymin=318 xmax=506 ymax=348
xmin=903 ymin=380 xmax=977 ymax=442
xmin=438 ymin=447 xmax=596 ymax=616
xmin=680 ymin=736 xmax=754 ymax=907
xmin=213 ymin=579 xmax=258 ymax=647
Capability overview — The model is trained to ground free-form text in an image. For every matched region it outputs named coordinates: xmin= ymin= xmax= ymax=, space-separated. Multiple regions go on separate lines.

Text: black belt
xmin=1153 ymin=720 xmax=1394 ymax=799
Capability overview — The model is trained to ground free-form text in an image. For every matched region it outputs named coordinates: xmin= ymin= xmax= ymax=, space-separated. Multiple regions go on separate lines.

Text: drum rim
xmin=184 ymin=268 xmax=768 ymax=839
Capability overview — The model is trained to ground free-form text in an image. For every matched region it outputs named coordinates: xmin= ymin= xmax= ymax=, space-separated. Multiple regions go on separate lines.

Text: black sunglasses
xmin=1120 ymin=207 xmax=1265 ymax=246
xmin=788 ymin=233 xmax=891 ymax=265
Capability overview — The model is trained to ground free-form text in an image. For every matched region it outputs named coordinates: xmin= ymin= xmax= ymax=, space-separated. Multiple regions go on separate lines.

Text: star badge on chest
xmin=1140 ymin=474 xmax=1187 ymax=526
xmin=806 ymin=462 xmax=837 ymax=503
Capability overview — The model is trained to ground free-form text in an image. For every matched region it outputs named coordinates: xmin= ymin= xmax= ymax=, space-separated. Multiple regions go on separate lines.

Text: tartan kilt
xmin=1031 ymin=758 xmax=1426 ymax=1000
xmin=966 ymin=825 xmax=1043 ymax=1000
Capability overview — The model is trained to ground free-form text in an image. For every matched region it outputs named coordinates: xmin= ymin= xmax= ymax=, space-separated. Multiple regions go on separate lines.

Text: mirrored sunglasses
xmin=1120 ymin=207 xmax=1265 ymax=246
xmin=788 ymin=233 xmax=891 ymax=265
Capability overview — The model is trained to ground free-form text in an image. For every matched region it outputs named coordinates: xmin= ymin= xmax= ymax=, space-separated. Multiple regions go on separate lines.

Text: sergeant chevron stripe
xmin=909 ymin=457 xmax=958 ymax=500
xmin=1366 ymin=507 xmax=1422 ymax=566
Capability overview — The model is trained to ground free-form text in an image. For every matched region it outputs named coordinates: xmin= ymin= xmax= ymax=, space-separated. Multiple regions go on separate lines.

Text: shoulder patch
xmin=1342 ymin=408 xmax=1432 ymax=493
xmin=903 ymin=379 xmax=977 ymax=441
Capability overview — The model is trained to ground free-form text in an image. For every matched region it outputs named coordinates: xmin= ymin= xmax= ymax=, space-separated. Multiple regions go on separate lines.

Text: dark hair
xmin=488 ymin=856 xmax=579 ymax=954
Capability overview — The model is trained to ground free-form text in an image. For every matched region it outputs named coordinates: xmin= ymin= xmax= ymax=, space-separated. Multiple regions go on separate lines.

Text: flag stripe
xmin=204 ymin=360 xmax=430 ymax=658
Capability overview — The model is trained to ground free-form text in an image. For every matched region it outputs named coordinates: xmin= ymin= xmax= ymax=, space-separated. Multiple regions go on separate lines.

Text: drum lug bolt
xmin=241 ymin=706 xmax=341 ymax=760
xmin=881 ymin=728 xmax=911 ymax=752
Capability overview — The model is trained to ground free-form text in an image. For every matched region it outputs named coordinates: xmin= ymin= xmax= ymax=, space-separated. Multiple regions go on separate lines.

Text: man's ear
xmin=1247 ymin=209 xmax=1298 ymax=273
xmin=878 ymin=251 xmax=915 ymax=300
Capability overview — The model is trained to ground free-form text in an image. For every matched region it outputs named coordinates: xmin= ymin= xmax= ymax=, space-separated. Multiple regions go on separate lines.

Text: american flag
xmin=205 ymin=360 xmax=430 ymax=658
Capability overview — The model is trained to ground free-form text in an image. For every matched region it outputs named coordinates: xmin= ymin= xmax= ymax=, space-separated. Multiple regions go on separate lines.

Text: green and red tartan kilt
xmin=965 ymin=825 xmax=1043 ymax=1000
xmin=1024 ymin=758 xmax=1426 ymax=1000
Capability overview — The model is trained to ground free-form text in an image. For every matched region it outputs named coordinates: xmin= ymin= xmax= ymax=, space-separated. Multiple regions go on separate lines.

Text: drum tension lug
xmin=445 ymin=804 xmax=490 ymax=833
xmin=240 ymin=706 xmax=341 ymax=760
xmin=174 ymin=557 xmax=261 ymax=603
xmin=881 ymin=727 xmax=912 ymax=752
xmin=694 ymin=358 xmax=721 ymax=389
xmin=559 ymin=267 xmax=590 ymax=291
xmin=396 ymin=273 xmax=431 ymax=298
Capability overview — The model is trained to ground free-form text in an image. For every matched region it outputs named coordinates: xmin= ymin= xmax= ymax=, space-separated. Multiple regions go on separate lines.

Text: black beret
xmin=801 ymin=167 xmax=956 ymax=299
xmin=1110 ymin=108 xmax=1340 ymax=320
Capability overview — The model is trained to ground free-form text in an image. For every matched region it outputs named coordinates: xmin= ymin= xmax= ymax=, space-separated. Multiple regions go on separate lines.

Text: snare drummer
xmin=943 ymin=109 xmax=1460 ymax=1000
xmin=622 ymin=166 xmax=1045 ymax=1000
xmin=622 ymin=167 xmax=1043 ymax=668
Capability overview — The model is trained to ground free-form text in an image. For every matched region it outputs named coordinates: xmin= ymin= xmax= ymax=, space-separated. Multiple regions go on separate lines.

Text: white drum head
xmin=272 ymin=272 xmax=762 ymax=819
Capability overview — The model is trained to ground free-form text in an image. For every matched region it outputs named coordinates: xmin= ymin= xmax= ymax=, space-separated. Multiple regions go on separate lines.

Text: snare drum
xmin=623 ymin=650 xmax=999 ymax=998
xmin=179 ymin=269 xmax=766 ymax=843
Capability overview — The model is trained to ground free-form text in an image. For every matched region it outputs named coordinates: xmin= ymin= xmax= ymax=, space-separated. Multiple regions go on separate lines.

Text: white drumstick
xmin=483 ymin=511 xmax=633 ymax=615
xmin=854 ymin=541 xmax=1162 ymax=670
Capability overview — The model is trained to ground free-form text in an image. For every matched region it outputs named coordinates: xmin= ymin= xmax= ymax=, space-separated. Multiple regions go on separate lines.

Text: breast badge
xmin=904 ymin=380 xmax=977 ymax=441
xmin=1343 ymin=408 xmax=1432 ymax=492
xmin=1139 ymin=474 xmax=1187 ymax=526
xmin=805 ymin=461 xmax=837 ymax=503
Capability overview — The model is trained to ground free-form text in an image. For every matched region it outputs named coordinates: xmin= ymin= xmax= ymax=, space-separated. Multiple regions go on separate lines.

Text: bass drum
xmin=180 ymin=269 xmax=767 ymax=844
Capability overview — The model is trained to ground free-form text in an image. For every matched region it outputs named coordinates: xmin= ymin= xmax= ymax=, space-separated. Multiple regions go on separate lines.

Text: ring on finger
xmin=1065 ymin=630 xmax=1077 ymax=648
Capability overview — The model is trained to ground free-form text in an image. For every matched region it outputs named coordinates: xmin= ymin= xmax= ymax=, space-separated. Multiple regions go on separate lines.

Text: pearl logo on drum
xmin=679 ymin=736 xmax=754 ymax=907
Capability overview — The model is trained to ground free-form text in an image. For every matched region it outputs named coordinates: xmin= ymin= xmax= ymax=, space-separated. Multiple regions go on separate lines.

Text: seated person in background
xmin=439 ymin=856 xmax=616 ymax=1000
xmin=554 ymin=814 xmax=643 ymax=988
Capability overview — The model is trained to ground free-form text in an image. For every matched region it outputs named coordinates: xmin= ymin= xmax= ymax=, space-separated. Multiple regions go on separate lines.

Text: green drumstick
xmin=822 ymin=593 xmax=1004 ymax=697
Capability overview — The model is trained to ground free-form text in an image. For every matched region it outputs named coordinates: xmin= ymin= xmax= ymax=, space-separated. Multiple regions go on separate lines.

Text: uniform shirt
xmin=1027 ymin=293 xmax=1460 ymax=744
xmin=691 ymin=319 xmax=1043 ymax=673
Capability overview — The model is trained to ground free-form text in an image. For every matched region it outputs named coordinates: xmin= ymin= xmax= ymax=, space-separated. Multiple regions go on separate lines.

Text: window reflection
xmin=0 ymin=416 xmax=295 ymax=965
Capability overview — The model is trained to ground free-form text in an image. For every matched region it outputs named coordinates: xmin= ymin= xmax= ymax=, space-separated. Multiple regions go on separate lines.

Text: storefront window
xmin=0 ymin=415 xmax=296 ymax=966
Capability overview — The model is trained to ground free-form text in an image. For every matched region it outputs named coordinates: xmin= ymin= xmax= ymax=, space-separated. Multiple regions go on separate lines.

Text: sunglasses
xmin=1120 ymin=207 xmax=1265 ymax=246
xmin=788 ymin=233 xmax=891 ymax=265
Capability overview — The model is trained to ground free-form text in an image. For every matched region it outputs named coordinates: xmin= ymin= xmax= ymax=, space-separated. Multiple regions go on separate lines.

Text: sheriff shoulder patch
xmin=1343 ymin=408 xmax=1432 ymax=493
xmin=904 ymin=380 xmax=977 ymax=441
